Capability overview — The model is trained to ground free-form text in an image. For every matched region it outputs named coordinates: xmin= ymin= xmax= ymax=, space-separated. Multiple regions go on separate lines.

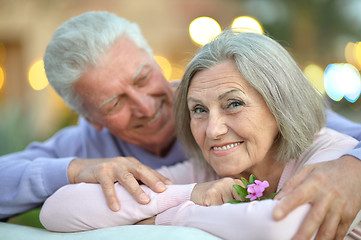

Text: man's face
xmin=74 ymin=37 xmax=176 ymax=155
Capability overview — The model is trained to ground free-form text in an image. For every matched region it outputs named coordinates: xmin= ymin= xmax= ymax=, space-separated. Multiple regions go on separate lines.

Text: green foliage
xmin=0 ymin=103 xmax=37 ymax=155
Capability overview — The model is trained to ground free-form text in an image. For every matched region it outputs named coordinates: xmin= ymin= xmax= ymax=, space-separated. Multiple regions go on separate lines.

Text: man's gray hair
xmin=44 ymin=11 xmax=152 ymax=117
xmin=175 ymin=30 xmax=326 ymax=164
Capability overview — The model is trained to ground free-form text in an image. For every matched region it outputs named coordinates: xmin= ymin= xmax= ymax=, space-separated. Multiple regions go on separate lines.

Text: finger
xmin=292 ymin=197 xmax=330 ymax=240
xmin=275 ymin=166 xmax=313 ymax=200
xmin=98 ymin=177 xmax=120 ymax=212
xmin=138 ymin=169 xmax=173 ymax=193
xmin=273 ymin=184 xmax=311 ymax=220
xmin=116 ymin=170 xmax=150 ymax=204
xmin=274 ymin=168 xmax=317 ymax=220
xmin=220 ymin=189 xmax=235 ymax=204
xmin=334 ymin=220 xmax=350 ymax=240
xmin=128 ymin=161 xmax=172 ymax=192
xmin=314 ymin=211 xmax=340 ymax=240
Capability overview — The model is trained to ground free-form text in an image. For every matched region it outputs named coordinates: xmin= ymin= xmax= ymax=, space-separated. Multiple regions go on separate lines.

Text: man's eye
xmin=113 ymin=100 xmax=119 ymax=108
xmin=136 ymin=74 xmax=150 ymax=87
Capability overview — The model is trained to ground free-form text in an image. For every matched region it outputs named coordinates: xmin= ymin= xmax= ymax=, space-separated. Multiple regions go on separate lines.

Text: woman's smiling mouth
xmin=211 ymin=141 xmax=243 ymax=151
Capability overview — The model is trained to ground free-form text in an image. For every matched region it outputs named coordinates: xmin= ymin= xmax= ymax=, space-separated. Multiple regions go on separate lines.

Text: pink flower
xmin=246 ymin=180 xmax=270 ymax=201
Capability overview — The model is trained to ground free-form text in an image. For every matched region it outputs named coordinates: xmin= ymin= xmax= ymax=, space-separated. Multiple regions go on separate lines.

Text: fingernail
xmin=156 ymin=182 xmax=166 ymax=191
xmin=140 ymin=193 xmax=150 ymax=203
xmin=111 ymin=203 xmax=120 ymax=212
xmin=164 ymin=179 xmax=173 ymax=185
xmin=273 ymin=208 xmax=284 ymax=219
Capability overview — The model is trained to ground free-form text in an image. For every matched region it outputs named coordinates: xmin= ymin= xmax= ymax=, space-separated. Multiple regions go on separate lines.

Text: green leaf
xmin=228 ymin=199 xmax=242 ymax=204
xmin=233 ymin=184 xmax=248 ymax=199
xmin=267 ymin=190 xmax=280 ymax=199
xmin=241 ymin=177 xmax=249 ymax=187
xmin=249 ymin=174 xmax=256 ymax=184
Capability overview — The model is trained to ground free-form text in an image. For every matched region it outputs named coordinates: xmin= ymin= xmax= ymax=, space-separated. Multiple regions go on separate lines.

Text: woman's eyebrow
xmin=218 ymin=89 xmax=244 ymax=100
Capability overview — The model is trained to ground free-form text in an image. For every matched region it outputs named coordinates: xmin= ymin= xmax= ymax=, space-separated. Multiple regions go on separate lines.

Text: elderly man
xmin=0 ymin=11 xmax=360 ymax=240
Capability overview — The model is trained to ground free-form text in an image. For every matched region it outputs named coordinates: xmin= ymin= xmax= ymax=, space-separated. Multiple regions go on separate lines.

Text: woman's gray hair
xmin=44 ymin=11 xmax=152 ymax=118
xmin=175 ymin=30 xmax=326 ymax=164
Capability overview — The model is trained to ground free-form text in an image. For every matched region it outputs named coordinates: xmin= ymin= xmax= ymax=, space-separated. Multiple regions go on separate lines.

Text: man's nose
xmin=206 ymin=112 xmax=228 ymax=139
xmin=128 ymin=88 xmax=156 ymax=117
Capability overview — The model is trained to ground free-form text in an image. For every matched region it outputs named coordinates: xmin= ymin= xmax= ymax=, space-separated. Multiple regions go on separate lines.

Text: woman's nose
xmin=206 ymin=112 xmax=228 ymax=139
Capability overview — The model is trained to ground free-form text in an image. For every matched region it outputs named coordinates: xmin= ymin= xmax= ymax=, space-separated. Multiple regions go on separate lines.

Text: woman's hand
xmin=273 ymin=156 xmax=361 ymax=240
xmin=191 ymin=177 xmax=243 ymax=206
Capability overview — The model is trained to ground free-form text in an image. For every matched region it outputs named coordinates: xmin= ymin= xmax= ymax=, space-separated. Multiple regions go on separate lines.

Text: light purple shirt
xmin=0 ymin=117 xmax=185 ymax=219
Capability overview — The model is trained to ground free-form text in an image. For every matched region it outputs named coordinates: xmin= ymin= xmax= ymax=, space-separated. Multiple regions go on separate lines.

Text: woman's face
xmin=187 ymin=60 xmax=279 ymax=177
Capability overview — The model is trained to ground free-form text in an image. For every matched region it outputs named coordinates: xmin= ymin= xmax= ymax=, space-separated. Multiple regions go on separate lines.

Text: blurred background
xmin=1 ymin=0 xmax=361 ymax=156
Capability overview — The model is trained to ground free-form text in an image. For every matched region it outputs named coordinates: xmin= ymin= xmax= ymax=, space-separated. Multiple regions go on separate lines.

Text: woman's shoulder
xmin=300 ymin=127 xmax=358 ymax=165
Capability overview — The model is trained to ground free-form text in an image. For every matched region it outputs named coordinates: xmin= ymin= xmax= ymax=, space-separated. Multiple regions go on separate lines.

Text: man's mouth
xmin=212 ymin=142 xmax=243 ymax=151
xmin=144 ymin=109 xmax=161 ymax=127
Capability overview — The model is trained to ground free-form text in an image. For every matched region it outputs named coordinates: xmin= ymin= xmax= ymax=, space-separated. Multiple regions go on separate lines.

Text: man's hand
xmin=67 ymin=157 xmax=173 ymax=211
xmin=273 ymin=156 xmax=361 ymax=240
xmin=191 ymin=178 xmax=243 ymax=206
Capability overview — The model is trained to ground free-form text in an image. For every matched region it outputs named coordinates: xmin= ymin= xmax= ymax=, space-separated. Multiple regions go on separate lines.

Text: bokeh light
xmin=28 ymin=59 xmax=49 ymax=91
xmin=154 ymin=55 xmax=172 ymax=80
xmin=304 ymin=64 xmax=325 ymax=94
xmin=0 ymin=66 xmax=4 ymax=90
xmin=345 ymin=42 xmax=361 ymax=70
xmin=189 ymin=17 xmax=221 ymax=45
xmin=355 ymin=42 xmax=361 ymax=69
xmin=231 ymin=16 xmax=263 ymax=34
xmin=324 ymin=63 xmax=361 ymax=103
xmin=170 ymin=65 xmax=184 ymax=81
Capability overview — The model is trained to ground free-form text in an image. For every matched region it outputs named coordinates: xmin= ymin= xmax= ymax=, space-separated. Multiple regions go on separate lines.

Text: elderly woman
xmin=40 ymin=30 xmax=361 ymax=239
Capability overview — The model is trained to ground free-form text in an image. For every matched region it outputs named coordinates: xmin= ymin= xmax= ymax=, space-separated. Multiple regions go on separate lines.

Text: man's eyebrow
xmin=99 ymin=94 xmax=119 ymax=108
xmin=99 ymin=64 xmax=148 ymax=109
xmin=132 ymin=64 xmax=147 ymax=81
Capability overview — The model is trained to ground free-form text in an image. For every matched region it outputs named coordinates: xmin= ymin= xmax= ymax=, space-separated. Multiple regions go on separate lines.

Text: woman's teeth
xmin=212 ymin=142 xmax=241 ymax=151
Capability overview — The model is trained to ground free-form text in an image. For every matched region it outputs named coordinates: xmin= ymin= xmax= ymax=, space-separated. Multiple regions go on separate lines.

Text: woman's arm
xmin=156 ymin=199 xmax=361 ymax=240
xmin=156 ymin=200 xmax=311 ymax=240
xmin=40 ymin=183 xmax=195 ymax=232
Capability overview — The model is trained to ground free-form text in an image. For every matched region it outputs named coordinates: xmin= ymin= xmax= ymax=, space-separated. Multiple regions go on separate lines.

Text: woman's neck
xmin=235 ymin=157 xmax=286 ymax=195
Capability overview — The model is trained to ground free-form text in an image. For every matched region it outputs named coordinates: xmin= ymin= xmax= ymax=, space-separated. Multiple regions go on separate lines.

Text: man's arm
xmin=0 ymin=120 xmax=172 ymax=219
xmin=0 ymin=137 xmax=74 ymax=219
xmin=273 ymin=109 xmax=361 ymax=240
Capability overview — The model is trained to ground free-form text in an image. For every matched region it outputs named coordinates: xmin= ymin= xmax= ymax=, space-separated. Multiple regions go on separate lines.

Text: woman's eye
xmin=226 ymin=100 xmax=244 ymax=109
xmin=191 ymin=105 xmax=206 ymax=114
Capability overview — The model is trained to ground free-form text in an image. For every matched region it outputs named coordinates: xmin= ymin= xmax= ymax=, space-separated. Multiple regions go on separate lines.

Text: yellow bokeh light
xmin=154 ymin=55 xmax=172 ymax=81
xmin=189 ymin=17 xmax=221 ymax=46
xmin=232 ymin=16 xmax=264 ymax=34
xmin=0 ymin=66 xmax=4 ymax=90
xmin=170 ymin=66 xmax=184 ymax=81
xmin=28 ymin=59 xmax=49 ymax=91
xmin=345 ymin=42 xmax=355 ymax=65
xmin=345 ymin=42 xmax=361 ymax=70
xmin=304 ymin=63 xmax=325 ymax=94
xmin=355 ymin=42 xmax=361 ymax=69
